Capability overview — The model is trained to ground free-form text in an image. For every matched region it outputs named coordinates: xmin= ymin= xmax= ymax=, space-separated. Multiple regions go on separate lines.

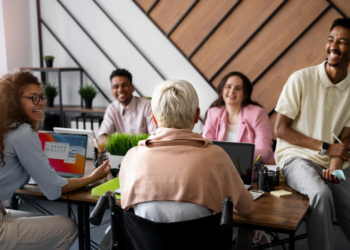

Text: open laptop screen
xmin=212 ymin=141 xmax=255 ymax=187
xmin=38 ymin=131 xmax=88 ymax=177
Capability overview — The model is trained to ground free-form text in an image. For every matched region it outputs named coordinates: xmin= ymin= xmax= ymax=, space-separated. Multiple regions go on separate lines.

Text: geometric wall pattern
xmin=134 ymin=0 xmax=349 ymax=137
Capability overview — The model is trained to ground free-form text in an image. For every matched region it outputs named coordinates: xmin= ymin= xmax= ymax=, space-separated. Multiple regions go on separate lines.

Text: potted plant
xmin=43 ymin=55 xmax=55 ymax=68
xmin=43 ymin=83 xmax=58 ymax=107
xmin=103 ymin=133 xmax=150 ymax=168
xmin=78 ymin=84 xmax=98 ymax=108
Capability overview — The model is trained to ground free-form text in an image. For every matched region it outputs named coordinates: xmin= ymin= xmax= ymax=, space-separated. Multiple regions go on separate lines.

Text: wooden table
xmin=13 ymin=160 xmax=109 ymax=250
xmin=14 ymin=161 xmax=309 ymax=250
xmin=234 ymin=180 xmax=309 ymax=250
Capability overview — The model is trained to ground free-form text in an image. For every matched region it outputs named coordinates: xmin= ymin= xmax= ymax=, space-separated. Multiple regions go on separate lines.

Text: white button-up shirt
xmin=99 ymin=96 xmax=157 ymax=136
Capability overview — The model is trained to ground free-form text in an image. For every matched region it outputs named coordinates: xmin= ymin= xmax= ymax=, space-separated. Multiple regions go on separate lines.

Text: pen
xmin=91 ymin=138 xmax=97 ymax=148
xmin=93 ymin=138 xmax=99 ymax=152
xmin=265 ymin=175 xmax=270 ymax=192
xmin=330 ymin=130 xmax=350 ymax=154
xmin=254 ymin=154 xmax=262 ymax=165
xmin=94 ymin=153 xmax=102 ymax=167
xmin=330 ymin=130 xmax=342 ymax=143
xmin=256 ymin=157 xmax=263 ymax=167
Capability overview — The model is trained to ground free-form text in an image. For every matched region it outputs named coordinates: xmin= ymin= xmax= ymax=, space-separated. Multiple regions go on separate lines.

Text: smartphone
xmin=250 ymin=190 xmax=264 ymax=201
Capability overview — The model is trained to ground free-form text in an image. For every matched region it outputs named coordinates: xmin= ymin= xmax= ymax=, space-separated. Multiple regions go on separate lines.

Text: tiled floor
xmin=270 ymin=222 xmax=350 ymax=250
xmin=13 ymin=199 xmax=350 ymax=250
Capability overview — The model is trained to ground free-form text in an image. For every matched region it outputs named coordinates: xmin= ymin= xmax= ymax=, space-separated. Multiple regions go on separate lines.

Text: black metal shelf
xmin=21 ymin=67 xmax=84 ymax=126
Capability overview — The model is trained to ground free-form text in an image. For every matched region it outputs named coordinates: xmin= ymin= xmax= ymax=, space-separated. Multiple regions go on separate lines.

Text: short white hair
xmin=152 ymin=79 xmax=199 ymax=129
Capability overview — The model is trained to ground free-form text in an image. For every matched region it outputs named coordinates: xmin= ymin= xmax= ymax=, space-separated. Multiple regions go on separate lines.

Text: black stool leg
xmin=289 ymin=232 xmax=295 ymax=250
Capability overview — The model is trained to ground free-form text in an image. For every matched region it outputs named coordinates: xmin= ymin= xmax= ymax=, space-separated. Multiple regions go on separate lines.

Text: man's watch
xmin=320 ymin=142 xmax=329 ymax=155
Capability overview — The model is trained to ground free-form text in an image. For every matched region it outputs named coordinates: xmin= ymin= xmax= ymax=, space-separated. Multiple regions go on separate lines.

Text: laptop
xmin=29 ymin=131 xmax=88 ymax=184
xmin=53 ymin=127 xmax=96 ymax=159
xmin=212 ymin=141 xmax=255 ymax=190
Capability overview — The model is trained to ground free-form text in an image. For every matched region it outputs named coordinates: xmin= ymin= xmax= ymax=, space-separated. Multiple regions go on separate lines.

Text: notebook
xmin=212 ymin=141 xmax=255 ymax=190
xmin=29 ymin=131 xmax=88 ymax=184
xmin=270 ymin=190 xmax=292 ymax=198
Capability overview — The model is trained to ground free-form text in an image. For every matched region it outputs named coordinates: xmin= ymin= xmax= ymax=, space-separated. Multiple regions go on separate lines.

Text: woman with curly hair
xmin=0 ymin=70 xmax=111 ymax=250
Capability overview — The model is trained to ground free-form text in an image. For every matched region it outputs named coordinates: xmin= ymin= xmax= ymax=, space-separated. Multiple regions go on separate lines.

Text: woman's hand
xmin=90 ymin=160 xmax=111 ymax=180
xmin=62 ymin=160 xmax=111 ymax=194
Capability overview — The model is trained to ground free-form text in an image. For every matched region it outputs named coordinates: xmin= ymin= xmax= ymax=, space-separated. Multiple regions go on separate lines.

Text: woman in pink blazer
xmin=203 ymin=72 xmax=274 ymax=163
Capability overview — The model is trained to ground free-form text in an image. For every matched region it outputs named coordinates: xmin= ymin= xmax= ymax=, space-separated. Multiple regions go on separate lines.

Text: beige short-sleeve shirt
xmin=275 ymin=61 xmax=350 ymax=169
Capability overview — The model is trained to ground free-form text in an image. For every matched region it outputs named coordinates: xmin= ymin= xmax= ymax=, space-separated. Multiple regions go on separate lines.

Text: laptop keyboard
xmin=28 ymin=175 xmax=75 ymax=184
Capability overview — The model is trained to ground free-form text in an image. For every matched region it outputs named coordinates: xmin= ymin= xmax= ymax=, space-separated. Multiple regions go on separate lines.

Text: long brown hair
xmin=0 ymin=70 xmax=44 ymax=167
xmin=204 ymin=72 xmax=261 ymax=123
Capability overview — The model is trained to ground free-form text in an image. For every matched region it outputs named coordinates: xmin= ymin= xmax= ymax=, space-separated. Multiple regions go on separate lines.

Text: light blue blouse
xmin=0 ymin=123 xmax=68 ymax=201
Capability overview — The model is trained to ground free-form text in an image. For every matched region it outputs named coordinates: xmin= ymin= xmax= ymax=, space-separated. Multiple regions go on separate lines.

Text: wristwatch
xmin=320 ymin=142 xmax=329 ymax=155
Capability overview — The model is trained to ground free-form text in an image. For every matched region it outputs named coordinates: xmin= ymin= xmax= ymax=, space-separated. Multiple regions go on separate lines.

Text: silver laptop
xmin=29 ymin=131 xmax=88 ymax=184
xmin=212 ymin=141 xmax=255 ymax=190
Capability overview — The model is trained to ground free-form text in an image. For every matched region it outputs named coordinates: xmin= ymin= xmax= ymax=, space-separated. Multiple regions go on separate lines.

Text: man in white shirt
xmin=98 ymin=69 xmax=157 ymax=144
xmin=274 ymin=18 xmax=350 ymax=250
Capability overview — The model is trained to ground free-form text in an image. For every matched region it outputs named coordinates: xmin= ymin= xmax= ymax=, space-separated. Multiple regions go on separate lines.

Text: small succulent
xmin=43 ymin=83 xmax=58 ymax=98
xmin=78 ymin=84 xmax=99 ymax=100
xmin=43 ymin=55 xmax=55 ymax=60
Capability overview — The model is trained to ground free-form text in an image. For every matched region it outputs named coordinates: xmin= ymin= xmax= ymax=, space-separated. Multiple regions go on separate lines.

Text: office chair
xmin=90 ymin=191 xmax=234 ymax=250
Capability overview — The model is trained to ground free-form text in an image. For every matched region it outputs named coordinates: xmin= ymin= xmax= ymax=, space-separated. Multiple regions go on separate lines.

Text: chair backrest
xmin=110 ymin=204 xmax=232 ymax=250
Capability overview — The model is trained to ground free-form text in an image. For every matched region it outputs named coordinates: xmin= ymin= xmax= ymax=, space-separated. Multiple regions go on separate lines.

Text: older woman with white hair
xmin=119 ymin=79 xmax=254 ymax=222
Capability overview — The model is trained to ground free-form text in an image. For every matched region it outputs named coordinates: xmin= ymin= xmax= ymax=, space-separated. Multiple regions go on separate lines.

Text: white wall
xmin=0 ymin=0 xmax=7 ymax=76
xmin=2 ymin=0 xmax=34 ymax=72
xmin=2 ymin=0 xmax=219 ymax=131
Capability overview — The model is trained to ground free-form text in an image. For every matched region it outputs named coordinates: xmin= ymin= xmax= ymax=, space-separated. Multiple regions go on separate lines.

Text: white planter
xmin=107 ymin=153 xmax=124 ymax=169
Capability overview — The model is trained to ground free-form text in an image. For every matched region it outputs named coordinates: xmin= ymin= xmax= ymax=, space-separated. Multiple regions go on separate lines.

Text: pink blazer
xmin=203 ymin=105 xmax=275 ymax=163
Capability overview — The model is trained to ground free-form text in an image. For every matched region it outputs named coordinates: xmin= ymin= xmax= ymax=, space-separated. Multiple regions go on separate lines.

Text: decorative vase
xmin=45 ymin=59 xmax=53 ymax=68
xmin=47 ymin=97 xmax=55 ymax=107
xmin=107 ymin=154 xmax=124 ymax=169
xmin=84 ymin=99 xmax=93 ymax=108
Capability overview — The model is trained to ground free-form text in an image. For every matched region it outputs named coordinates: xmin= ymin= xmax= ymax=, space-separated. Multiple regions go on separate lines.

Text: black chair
xmin=90 ymin=191 xmax=234 ymax=250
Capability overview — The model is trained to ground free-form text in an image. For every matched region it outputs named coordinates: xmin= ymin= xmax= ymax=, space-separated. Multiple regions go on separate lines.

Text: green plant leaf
xmin=43 ymin=83 xmax=58 ymax=98
xmin=78 ymin=84 xmax=99 ymax=100
xmin=104 ymin=133 xmax=150 ymax=156
xmin=43 ymin=55 xmax=55 ymax=60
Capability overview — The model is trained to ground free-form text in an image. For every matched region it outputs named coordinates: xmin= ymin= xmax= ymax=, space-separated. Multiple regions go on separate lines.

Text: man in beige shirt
xmin=275 ymin=18 xmax=350 ymax=250
xmin=98 ymin=69 xmax=157 ymax=144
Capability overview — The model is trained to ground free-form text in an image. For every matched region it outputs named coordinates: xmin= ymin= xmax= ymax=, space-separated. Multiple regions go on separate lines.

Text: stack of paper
xmin=270 ymin=190 xmax=292 ymax=198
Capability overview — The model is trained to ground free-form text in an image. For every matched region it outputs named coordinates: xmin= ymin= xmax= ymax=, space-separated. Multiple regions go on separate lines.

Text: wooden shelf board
xmin=20 ymin=67 xmax=83 ymax=72
xmin=46 ymin=105 xmax=106 ymax=113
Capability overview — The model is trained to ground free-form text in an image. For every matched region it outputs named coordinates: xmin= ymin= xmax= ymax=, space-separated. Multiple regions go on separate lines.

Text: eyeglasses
xmin=21 ymin=94 xmax=47 ymax=105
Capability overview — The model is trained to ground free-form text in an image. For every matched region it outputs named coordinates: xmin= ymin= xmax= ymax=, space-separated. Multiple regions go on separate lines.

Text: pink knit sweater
xmin=119 ymin=128 xmax=244 ymax=213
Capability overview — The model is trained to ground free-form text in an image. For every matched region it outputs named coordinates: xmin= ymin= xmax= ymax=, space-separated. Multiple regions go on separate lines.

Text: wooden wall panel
xmin=331 ymin=0 xmax=350 ymax=17
xmin=170 ymin=0 xmax=238 ymax=56
xmin=149 ymin=0 xmax=194 ymax=34
xmin=251 ymin=9 xmax=341 ymax=114
xmin=191 ymin=0 xmax=283 ymax=80
xmin=134 ymin=0 xmax=155 ymax=12
xmin=135 ymin=0 xmax=349 ymax=122
xmin=211 ymin=0 xmax=328 ymax=88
